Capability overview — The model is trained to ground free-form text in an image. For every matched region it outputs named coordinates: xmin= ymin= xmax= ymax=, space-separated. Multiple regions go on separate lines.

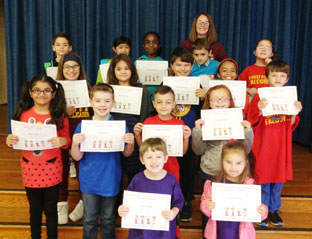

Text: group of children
xmin=5 ymin=31 xmax=303 ymax=239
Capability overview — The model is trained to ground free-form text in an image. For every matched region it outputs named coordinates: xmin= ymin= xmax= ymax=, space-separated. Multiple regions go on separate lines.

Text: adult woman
xmin=181 ymin=12 xmax=226 ymax=62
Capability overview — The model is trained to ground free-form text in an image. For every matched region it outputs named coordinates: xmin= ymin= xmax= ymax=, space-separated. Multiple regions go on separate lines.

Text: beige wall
xmin=0 ymin=0 xmax=7 ymax=104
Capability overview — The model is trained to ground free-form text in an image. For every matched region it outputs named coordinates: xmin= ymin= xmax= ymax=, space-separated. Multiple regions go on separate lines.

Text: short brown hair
xmin=52 ymin=32 xmax=71 ymax=45
xmin=203 ymin=85 xmax=235 ymax=109
xmin=154 ymin=85 xmax=175 ymax=99
xmin=192 ymin=38 xmax=211 ymax=51
xmin=265 ymin=59 xmax=290 ymax=78
xmin=89 ymin=83 xmax=114 ymax=100
xmin=140 ymin=138 xmax=168 ymax=158
xmin=170 ymin=46 xmax=194 ymax=65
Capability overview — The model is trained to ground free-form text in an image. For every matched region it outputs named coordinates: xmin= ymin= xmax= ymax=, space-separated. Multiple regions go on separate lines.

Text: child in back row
xmin=71 ymin=83 xmax=134 ymax=238
xmin=201 ymin=141 xmax=267 ymax=239
xmin=6 ymin=75 xmax=71 ymax=239
xmin=247 ymin=60 xmax=302 ymax=226
xmin=118 ymin=137 xmax=184 ymax=239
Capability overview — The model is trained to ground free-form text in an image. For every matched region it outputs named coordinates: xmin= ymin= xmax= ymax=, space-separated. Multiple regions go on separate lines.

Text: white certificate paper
xmin=57 ymin=80 xmax=90 ymax=108
xmin=99 ymin=63 xmax=110 ymax=83
xmin=142 ymin=125 xmax=183 ymax=157
xmin=199 ymin=75 xmax=212 ymax=92
xmin=201 ymin=108 xmax=244 ymax=140
xmin=258 ymin=86 xmax=298 ymax=116
xmin=80 ymin=120 xmax=126 ymax=152
xmin=111 ymin=85 xmax=143 ymax=115
xmin=212 ymin=183 xmax=261 ymax=222
xmin=163 ymin=76 xmax=200 ymax=105
xmin=209 ymin=80 xmax=246 ymax=108
xmin=46 ymin=67 xmax=58 ymax=80
xmin=11 ymin=120 xmax=57 ymax=151
xmin=136 ymin=60 xmax=168 ymax=85
xmin=121 ymin=190 xmax=171 ymax=231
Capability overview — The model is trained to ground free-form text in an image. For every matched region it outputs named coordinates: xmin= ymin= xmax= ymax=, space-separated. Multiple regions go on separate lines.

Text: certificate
xmin=142 ymin=125 xmax=183 ymax=156
xmin=99 ymin=63 xmax=110 ymax=83
xmin=212 ymin=183 xmax=261 ymax=222
xmin=111 ymin=85 xmax=143 ymax=115
xmin=57 ymin=80 xmax=90 ymax=108
xmin=80 ymin=120 xmax=126 ymax=152
xmin=11 ymin=120 xmax=57 ymax=151
xmin=163 ymin=76 xmax=200 ymax=105
xmin=199 ymin=75 xmax=212 ymax=92
xmin=136 ymin=60 xmax=168 ymax=85
xmin=121 ymin=190 xmax=171 ymax=231
xmin=201 ymin=108 xmax=244 ymax=140
xmin=258 ymin=86 xmax=298 ymax=116
xmin=46 ymin=67 xmax=58 ymax=80
xmin=209 ymin=80 xmax=246 ymax=108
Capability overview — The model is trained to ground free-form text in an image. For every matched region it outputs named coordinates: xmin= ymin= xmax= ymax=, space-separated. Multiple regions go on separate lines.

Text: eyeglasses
xmin=31 ymin=88 xmax=53 ymax=95
xmin=63 ymin=65 xmax=80 ymax=71
xmin=197 ymin=21 xmax=209 ymax=26
xmin=210 ymin=97 xmax=230 ymax=103
xmin=257 ymin=46 xmax=272 ymax=51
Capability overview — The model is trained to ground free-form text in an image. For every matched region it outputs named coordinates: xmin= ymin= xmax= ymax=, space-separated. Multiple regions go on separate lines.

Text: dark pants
xmin=199 ymin=169 xmax=213 ymax=232
xmin=82 ymin=193 xmax=118 ymax=239
xmin=25 ymin=184 xmax=60 ymax=239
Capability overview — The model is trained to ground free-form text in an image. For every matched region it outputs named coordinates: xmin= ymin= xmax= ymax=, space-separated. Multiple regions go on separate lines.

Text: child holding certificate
xmin=118 ymin=137 xmax=184 ymax=239
xmin=200 ymin=141 xmax=268 ymax=239
xmin=107 ymin=54 xmax=155 ymax=184
xmin=6 ymin=74 xmax=71 ymax=239
xmin=247 ymin=60 xmax=302 ymax=226
xmin=71 ymin=83 xmax=135 ymax=238
xmin=55 ymin=51 xmax=90 ymax=224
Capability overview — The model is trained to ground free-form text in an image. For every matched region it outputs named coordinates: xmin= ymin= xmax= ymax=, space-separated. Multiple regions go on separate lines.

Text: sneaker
xmin=69 ymin=200 xmax=84 ymax=222
xmin=180 ymin=201 xmax=192 ymax=222
xmin=57 ymin=201 xmax=68 ymax=224
xmin=256 ymin=218 xmax=269 ymax=227
xmin=269 ymin=211 xmax=283 ymax=226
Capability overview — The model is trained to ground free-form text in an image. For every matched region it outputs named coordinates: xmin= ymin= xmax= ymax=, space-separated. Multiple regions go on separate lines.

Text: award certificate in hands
xmin=121 ymin=190 xmax=171 ymax=231
xmin=142 ymin=125 xmax=183 ymax=156
xmin=99 ymin=63 xmax=110 ymax=83
xmin=209 ymin=80 xmax=246 ymax=108
xmin=136 ymin=60 xmax=168 ymax=85
xmin=163 ymin=76 xmax=200 ymax=105
xmin=212 ymin=183 xmax=261 ymax=222
xmin=58 ymin=80 xmax=90 ymax=108
xmin=11 ymin=120 xmax=57 ymax=151
xmin=258 ymin=86 xmax=298 ymax=116
xmin=46 ymin=67 xmax=58 ymax=80
xmin=111 ymin=85 xmax=143 ymax=115
xmin=80 ymin=120 xmax=126 ymax=152
xmin=201 ymin=108 xmax=244 ymax=140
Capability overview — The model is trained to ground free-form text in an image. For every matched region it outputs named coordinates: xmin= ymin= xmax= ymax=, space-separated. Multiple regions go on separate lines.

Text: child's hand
xmin=208 ymin=74 xmax=215 ymax=80
xmin=195 ymin=119 xmax=205 ymax=129
xmin=118 ymin=205 xmax=130 ymax=217
xmin=133 ymin=123 xmax=143 ymax=137
xmin=241 ymin=120 xmax=251 ymax=128
xmin=206 ymin=201 xmax=216 ymax=210
xmin=248 ymin=88 xmax=258 ymax=97
xmin=265 ymin=58 xmax=272 ymax=65
xmin=72 ymin=133 xmax=85 ymax=146
xmin=66 ymin=106 xmax=76 ymax=117
xmin=257 ymin=98 xmax=268 ymax=111
xmin=294 ymin=101 xmax=303 ymax=113
xmin=48 ymin=137 xmax=67 ymax=148
xmin=195 ymin=88 xmax=206 ymax=98
xmin=257 ymin=204 xmax=267 ymax=217
xmin=6 ymin=134 xmax=19 ymax=147
xmin=183 ymin=125 xmax=192 ymax=139
xmin=123 ymin=133 xmax=134 ymax=145
xmin=162 ymin=207 xmax=179 ymax=221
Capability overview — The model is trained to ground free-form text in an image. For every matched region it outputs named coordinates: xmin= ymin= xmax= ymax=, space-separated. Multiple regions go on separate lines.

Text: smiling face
xmin=217 ymin=61 xmax=238 ymax=81
xmin=140 ymin=148 xmax=168 ymax=176
xmin=196 ymin=14 xmax=209 ymax=38
xmin=114 ymin=60 xmax=132 ymax=85
xmin=52 ymin=37 xmax=72 ymax=57
xmin=267 ymin=71 xmax=289 ymax=87
xmin=63 ymin=60 xmax=80 ymax=81
xmin=29 ymin=81 xmax=55 ymax=108
xmin=153 ymin=92 xmax=176 ymax=120
xmin=171 ymin=58 xmax=193 ymax=76
xmin=90 ymin=91 xmax=114 ymax=120
xmin=223 ymin=152 xmax=246 ymax=182
xmin=254 ymin=40 xmax=273 ymax=60
xmin=113 ymin=43 xmax=131 ymax=55
xmin=209 ymin=88 xmax=231 ymax=109
xmin=143 ymin=34 xmax=160 ymax=58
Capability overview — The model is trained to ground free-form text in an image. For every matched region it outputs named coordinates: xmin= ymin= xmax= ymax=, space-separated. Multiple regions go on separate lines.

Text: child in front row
xmin=201 ymin=141 xmax=267 ymax=239
xmin=6 ymin=75 xmax=71 ymax=239
xmin=71 ymin=83 xmax=134 ymax=238
xmin=247 ymin=60 xmax=302 ymax=226
xmin=118 ymin=137 xmax=184 ymax=239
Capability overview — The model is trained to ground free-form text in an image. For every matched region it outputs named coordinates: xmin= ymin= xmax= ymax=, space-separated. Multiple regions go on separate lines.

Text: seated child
xmin=118 ymin=137 xmax=184 ymax=239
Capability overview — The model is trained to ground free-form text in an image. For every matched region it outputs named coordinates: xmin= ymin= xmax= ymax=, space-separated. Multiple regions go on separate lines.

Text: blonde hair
xmin=203 ymin=85 xmax=235 ymax=109
xmin=139 ymin=138 xmax=168 ymax=158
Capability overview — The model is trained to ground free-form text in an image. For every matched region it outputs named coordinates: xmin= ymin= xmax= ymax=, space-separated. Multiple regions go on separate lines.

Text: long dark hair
xmin=13 ymin=74 xmax=67 ymax=129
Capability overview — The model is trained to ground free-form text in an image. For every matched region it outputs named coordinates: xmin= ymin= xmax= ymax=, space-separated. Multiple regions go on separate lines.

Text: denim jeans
xmin=82 ymin=192 xmax=117 ymax=239
xmin=261 ymin=182 xmax=284 ymax=212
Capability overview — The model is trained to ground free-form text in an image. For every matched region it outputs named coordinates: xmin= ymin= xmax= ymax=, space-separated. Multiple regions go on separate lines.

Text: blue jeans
xmin=261 ymin=183 xmax=284 ymax=212
xmin=82 ymin=193 xmax=117 ymax=239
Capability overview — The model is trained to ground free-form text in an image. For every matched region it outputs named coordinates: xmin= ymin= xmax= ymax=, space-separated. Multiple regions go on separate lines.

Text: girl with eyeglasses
xmin=6 ymin=75 xmax=71 ymax=238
